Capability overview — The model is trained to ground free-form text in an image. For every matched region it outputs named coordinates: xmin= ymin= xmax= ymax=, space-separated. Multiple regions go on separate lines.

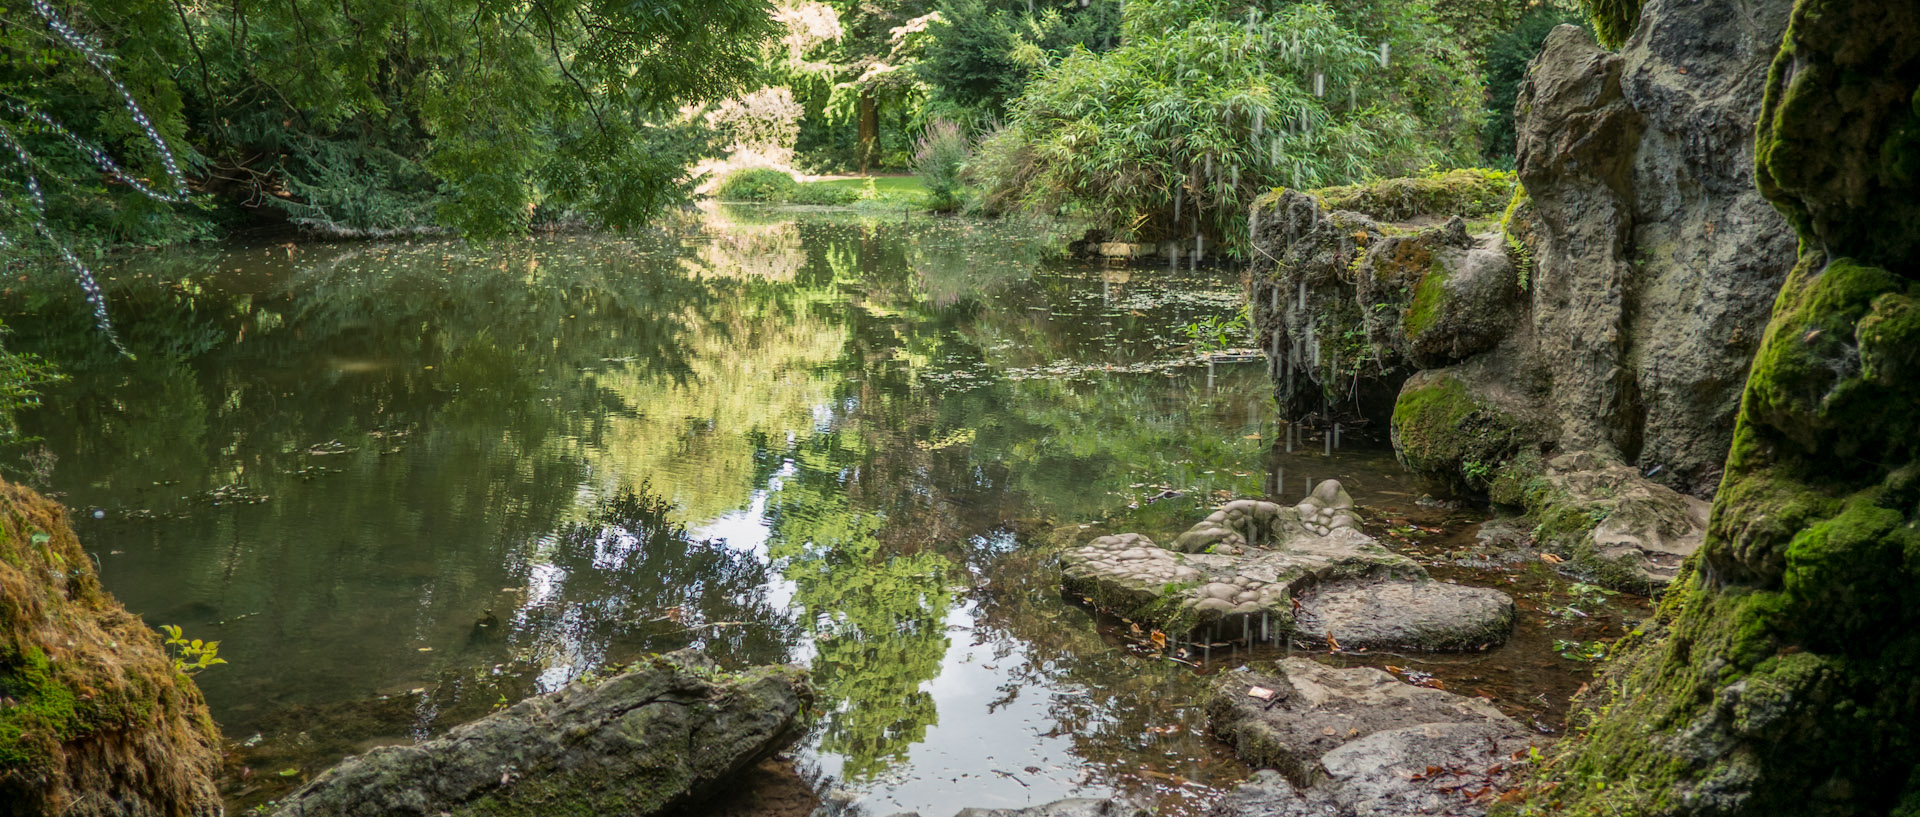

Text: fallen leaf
xmin=1150 ymin=630 xmax=1168 ymax=650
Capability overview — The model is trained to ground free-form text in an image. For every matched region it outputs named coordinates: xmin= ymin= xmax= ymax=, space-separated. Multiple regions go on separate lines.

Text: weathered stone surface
xmin=0 ymin=480 xmax=223 ymax=817
xmin=1207 ymin=658 xmax=1522 ymax=787
xmin=269 ymin=650 xmax=810 ymax=817
xmin=1522 ymin=458 xmax=1710 ymax=591
xmin=1060 ymin=526 xmax=1417 ymax=633
xmin=1063 ymin=482 xmax=1516 ymax=648
xmin=1252 ymin=0 xmax=1796 ymax=501
xmin=1543 ymin=1 xmax=1920 ymax=813
xmin=950 ymin=798 xmax=1145 ymax=817
xmin=1171 ymin=481 xmax=1358 ymax=553
xmin=1209 ymin=721 xmax=1533 ymax=817
xmin=1294 ymin=580 xmax=1516 ymax=651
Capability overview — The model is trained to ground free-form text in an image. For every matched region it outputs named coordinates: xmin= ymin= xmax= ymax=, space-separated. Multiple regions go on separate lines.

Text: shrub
xmin=976 ymin=0 xmax=1483 ymax=253
xmin=715 ymin=168 xmax=799 ymax=202
xmin=912 ymin=120 xmax=970 ymax=211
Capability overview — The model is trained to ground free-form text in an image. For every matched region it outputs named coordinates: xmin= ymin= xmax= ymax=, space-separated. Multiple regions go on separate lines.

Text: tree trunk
xmin=857 ymin=90 xmax=879 ymax=175
xmin=1538 ymin=1 xmax=1920 ymax=814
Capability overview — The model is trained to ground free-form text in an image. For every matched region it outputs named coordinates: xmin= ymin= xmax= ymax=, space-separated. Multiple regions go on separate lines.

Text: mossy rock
xmin=0 ymin=480 xmax=222 ymax=816
xmin=1390 ymin=372 xmax=1528 ymax=498
xmin=1312 ymin=169 xmax=1518 ymax=223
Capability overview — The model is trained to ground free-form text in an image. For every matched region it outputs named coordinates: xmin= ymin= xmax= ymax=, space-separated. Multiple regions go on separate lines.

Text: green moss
xmin=1403 ymin=261 xmax=1450 ymax=338
xmin=1312 ymin=168 xmax=1517 ymax=222
xmin=0 ymin=647 xmax=78 ymax=767
xmin=1391 ymin=374 xmax=1525 ymax=497
xmin=1583 ymin=0 xmax=1642 ymax=49
xmin=1499 ymin=184 xmax=1535 ymax=290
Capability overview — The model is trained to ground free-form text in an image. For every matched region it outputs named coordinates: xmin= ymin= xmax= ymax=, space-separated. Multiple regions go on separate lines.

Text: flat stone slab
xmin=1060 ymin=526 xmax=1420 ymax=632
xmin=1294 ymin=580 xmax=1515 ymax=650
xmin=1207 ymin=658 xmax=1522 ymax=787
xmin=948 ymin=799 xmax=1145 ymax=817
xmin=1209 ymin=721 xmax=1533 ymax=817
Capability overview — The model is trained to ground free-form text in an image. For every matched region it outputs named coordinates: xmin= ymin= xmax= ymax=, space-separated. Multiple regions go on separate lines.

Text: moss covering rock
xmin=1535 ymin=0 xmax=1920 ymax=812
xmin=1312 ymin=169 xmax=1517 ymax=224
xmin=0 ymin=479 xmax=223 ymax=816
xmin=1390 ymin=371 xmax=1530 ymax=498
xmin=1518 ymin=455 xmax=1711 ymax=593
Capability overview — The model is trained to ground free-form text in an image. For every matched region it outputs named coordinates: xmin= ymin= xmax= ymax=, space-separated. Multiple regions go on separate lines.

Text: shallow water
xmin=6 ymin=204 xmax=1632 ymax=814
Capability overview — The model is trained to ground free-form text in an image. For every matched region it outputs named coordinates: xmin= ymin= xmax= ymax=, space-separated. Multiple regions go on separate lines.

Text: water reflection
xmin=5 ymin=205 xmax=1380 ymax=814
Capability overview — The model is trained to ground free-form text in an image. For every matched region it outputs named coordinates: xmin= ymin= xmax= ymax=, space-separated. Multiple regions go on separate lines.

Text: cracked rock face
xmin=1206 ymin=658 xmax=1529 ymax=792
xmin=1059 ymin=481 xmax=1514 ymax=650
xmin=270 ymin=650 xmax=810 ymax=817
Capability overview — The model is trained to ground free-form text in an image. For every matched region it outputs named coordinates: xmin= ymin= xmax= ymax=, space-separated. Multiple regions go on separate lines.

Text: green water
xmin=7 ymin=204 xmax=1442 ymax=814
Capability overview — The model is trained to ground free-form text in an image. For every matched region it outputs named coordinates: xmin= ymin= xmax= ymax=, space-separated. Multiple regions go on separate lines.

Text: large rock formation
xmin=0 ymin=480 xmax=224 ymax=817
xmin=1541 ymin=0 xmax=1920 ymax=813
xmin=269 ymin=650 xmax=810 ymax=817
xmin=1248 ymin=0 xmax=1798 ymax=591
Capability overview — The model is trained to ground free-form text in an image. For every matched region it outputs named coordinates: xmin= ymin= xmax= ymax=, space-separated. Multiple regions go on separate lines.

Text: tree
xmin=2 ymin=0 xmax=780 ymax=240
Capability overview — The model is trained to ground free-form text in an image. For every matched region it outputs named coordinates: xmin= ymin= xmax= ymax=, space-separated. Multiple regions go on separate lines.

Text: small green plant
xmin=160 ymin=624 xmax=228 ymax=675
xmin=911 ymin=120 xmax=969 ymax=211
xmin=1554 ymin=638 xmax=1611 ymax=662
xmin=1182 ymin=310 xmax=1249 ymax=352
xmin=1461 ymin=459 xmax=1494 ymax=483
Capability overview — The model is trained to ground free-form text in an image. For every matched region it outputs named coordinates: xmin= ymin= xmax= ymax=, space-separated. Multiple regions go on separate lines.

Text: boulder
xmin=1293 ymin=580 xmax=1515 ymax=651
xmin=1520 ymin=459 xmax=1710 ymax=591
xmin=1252 ymin=1 xmax=1797 ymax=501
xmin=1206 ymin=658 xmax=1524 ymax=787
xmin=0 ymin=480 xmax=223 ymax=817
xmin=269 ymin=650 xmax=810 ymax=817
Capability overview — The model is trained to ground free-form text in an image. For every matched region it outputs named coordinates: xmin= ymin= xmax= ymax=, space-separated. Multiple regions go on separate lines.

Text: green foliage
xmin=911 ymin=120 xmax=969 ymax=210
xmin=1181 ymin=309 xmax=1249 ymax=352
xmin=0 ymin=326 xmax=60 ymax=449
xmin=1478 ymin=7 xmax=1586 ymax=164
xmin=158 ymin=624 xmax=227 ymax=675
xmin=1582 ymin=0 xmax=1642 ymax=49
xmin=717 ymin=168 xmax=802 ymax=202
xmin=977 ymin=0 xmax=1484 ymax=253
xmin=3 ymin=0 xmax=779 ymax=240
xmin=917 ymin=0 xmax=1120 ymax=123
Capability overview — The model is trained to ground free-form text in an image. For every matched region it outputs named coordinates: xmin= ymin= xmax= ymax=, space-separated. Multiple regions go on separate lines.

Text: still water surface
xmin=12 ymin=204 xmax=1448 ymax=814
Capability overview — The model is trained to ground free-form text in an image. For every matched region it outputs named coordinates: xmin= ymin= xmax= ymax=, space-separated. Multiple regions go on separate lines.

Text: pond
xmin=5 ymin=204 xmax=1631 ymax=815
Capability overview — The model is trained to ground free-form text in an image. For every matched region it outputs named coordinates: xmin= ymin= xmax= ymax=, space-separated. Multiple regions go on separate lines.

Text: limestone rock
xmin=269 ymin=650 xmax=810 ymax=817
xmin=0 ymin=480 xmax=223 ymax=817
xmin=1252 ymin=0 xmax=1796 ymax=500
xmin=1209 ymin=721 xmax=1533 ymax=817
xmin=1171 ymin=481 xmax=1357 ymax=553
xmin=1207 ymin=658 xmax=1525 ymax=788
xmin=1293 ymin=580 xmax=1516 ymax=651
xmin=1524 ymin=460 xmax=1710 ymax=591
